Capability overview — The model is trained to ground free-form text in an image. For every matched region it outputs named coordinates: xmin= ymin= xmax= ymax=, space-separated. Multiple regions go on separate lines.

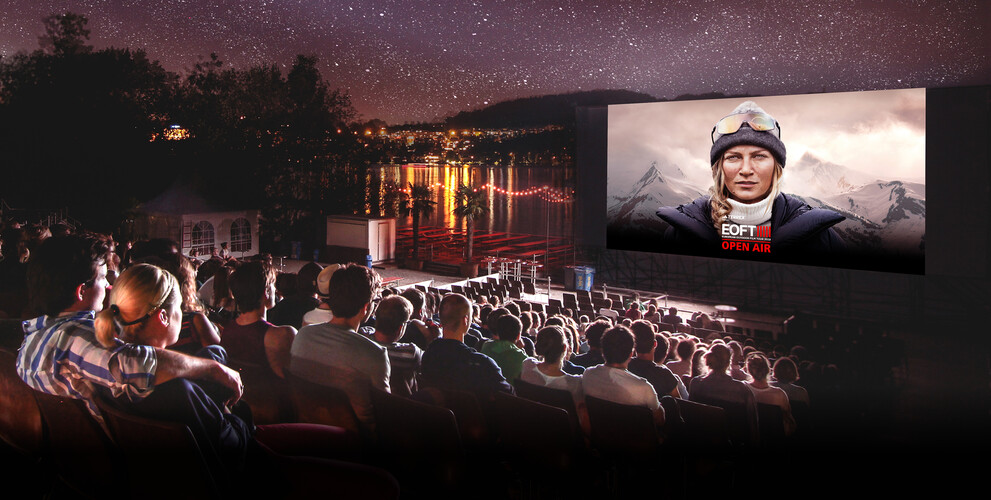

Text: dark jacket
xmin=419 ymin=338 xmax=514 ymax=397
xmin=656 ymin=193 xmax=845 ymax=261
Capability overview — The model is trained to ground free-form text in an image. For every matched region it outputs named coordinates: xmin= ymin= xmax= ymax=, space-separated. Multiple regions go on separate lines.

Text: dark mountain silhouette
xmin=443 ymin=89 xmax=657 ymax=128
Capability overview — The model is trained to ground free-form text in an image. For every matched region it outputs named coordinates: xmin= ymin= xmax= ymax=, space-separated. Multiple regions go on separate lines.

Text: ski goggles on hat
xmin=711 ymin=112 xmax=781 ymax=143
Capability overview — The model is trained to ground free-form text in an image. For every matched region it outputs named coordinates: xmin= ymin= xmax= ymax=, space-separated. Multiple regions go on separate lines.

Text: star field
xmin=2 ymin=0 xmax=988 ymax=123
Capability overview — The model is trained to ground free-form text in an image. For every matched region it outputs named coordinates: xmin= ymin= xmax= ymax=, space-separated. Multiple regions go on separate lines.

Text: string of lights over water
xmin=373 ymin=164 xmax=575 ymax=238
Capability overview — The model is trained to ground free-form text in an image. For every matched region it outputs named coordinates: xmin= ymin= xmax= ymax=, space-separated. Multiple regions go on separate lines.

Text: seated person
xmin=746 ymin=352 xmax=796 ymax=436
xmin=480 ymin=314 xmax=528 ymax=385
xmin=95 ymin=263 xmax=398 ymax=499
xmin=290 ymin=264 xmax=390 ymax=434
xmin=771 ymin=356 xmax=810 ymax=407
xmin=627 ymin=320 xmax=686 ymax=399
xmin=689 ymin=343 xmax=759 ymax=446
xmin=267 ymin=262 xmax=322 ymax=330
xmin=301 ymin=264 xmax=341 ymax=328
xmin=665 ymin=336 xmax=696 ymax=377
xmin=419 ymin=293 xmax=513 ymax=399
xmin=571 ymin=319 xmax=610 ymax=368
xmin=369 ymin=295 xmax=423 ymax=398
xmin=221 ymin=261 xmax=296 ymax=378
xmin=661 ymin=306 xmax=683 ymax=325
xmin=520 ymin=325 xmax=588 ymax=433
xmin=582 ymin=325 xmax=665 ymax=427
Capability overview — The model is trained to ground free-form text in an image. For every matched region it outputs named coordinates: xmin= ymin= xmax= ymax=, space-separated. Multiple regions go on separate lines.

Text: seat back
xmin=584 ymin=395 xmax=660 ymax=460
xmin=674 ymin=398 xmax=729 ymax=449
xmin=31 ymin=390 xmax=120 ymax=497
xmin=413 ymin=387 xmax=491 ymax=452
xmin=228 ymin=358 xmax=293 ymax=424
xmin=286 ymin=374 xmax=362 ymax=436
xmin=490 ymin=391 xmax=576 ymax=473
xmin=95 ymin=395 xmax=218 ymax=499
xmin=757 ymin=403 xmax=786 ymax=446
xmin=0 ymin=348 xmax=44 ymax=457
xmin=513 ymin=378 xmax=583 ymax=442
xmin=370 ymin=387 xmax=464 ymax=494
xmin=691 ymin=395 xmax=757 ymax=448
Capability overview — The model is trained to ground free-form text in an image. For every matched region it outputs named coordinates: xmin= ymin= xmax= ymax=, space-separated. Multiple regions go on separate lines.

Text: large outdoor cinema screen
xmin=605 ymin=89 xmax=927 ymax=274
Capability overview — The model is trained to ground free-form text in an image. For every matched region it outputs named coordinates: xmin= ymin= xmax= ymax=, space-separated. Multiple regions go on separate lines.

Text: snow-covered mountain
xmin=607 ymin=161 xmax=706 ymax=235
xmin=785 ymin=152 xmax=879 ymax=199
xmin=794 ymin=180 xmax=926 ymax=255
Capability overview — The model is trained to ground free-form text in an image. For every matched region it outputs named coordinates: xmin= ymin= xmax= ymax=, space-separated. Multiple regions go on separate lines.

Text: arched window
xmin=230 ymin=217 xmax=252 ymax=253
xmin=191 ymin=221 xmax=215 ymax=255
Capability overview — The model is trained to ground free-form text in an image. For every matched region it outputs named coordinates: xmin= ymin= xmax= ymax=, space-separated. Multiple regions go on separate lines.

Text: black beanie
xmin=710 ymin=101 xmax=786 ymax=167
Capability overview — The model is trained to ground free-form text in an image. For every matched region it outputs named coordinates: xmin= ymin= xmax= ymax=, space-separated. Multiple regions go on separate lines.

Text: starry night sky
xmin=2 ymin=0 xmax=989 ymax=124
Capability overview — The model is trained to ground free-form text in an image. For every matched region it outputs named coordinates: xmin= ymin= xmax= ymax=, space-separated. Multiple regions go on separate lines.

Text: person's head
xmin=630 ymin=320 xmax=657 ymax=355
xmin=228 ymin=261 xmax=276 ymax=312
xmin=708 ymin=100 xmax=786 ymax=226
xmin=519 ymin=311 xmax=532 ymax=333
xmin=487 ymin=307 xmax=511 ymax=333
xmin=439 ymin=293 xmax=472 ymax=336
xmin=27 ymin=233 xmax=113 ymax=316
xmin=504 ymin=300 xmax=520 ymax=318
xmin=94 ymin=263 xmax=181 ymax=349
xmin=728 ymin=340 xmax=744 ymax=363
xmin=704 ymin=343 xmax=732 ymax=375
xmin=534 ymin=326 xmax=569 ymax=363
xmin=212 ymin=265 xmax=235 ymax=306
xmin=296 ymin=262 xmax=323 ymax=297
xmin=746 ymin=352 xmax=772 ymax=383
xmin=676 ymin=337 xmax=696 ymax=361
xmin=583 ymin=319 xmax=611 ymax=350
xmin=495 ymin=314 xmax=523 ymax=344
xmin=400 ymin=288 xmax=426 ymax=320
xmin=667 ymin=307 xmax=678 ymax=317
xmin=374 ymin=295 xmax=412 ymax=343
xmin=274 ymin=272 xmax=298 ymax=300
xmin=653 ymin=333 xmax=670 ymax=363
xmin=326 ymin=264 xmax=381 ymax=320
xmin=772 ymin=356 xmax=800 ymax=384
xmin=601 ymin=325 xmax=636 ymax=365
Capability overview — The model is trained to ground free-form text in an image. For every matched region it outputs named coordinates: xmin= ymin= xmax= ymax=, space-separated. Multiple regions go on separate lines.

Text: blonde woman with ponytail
xmin=655 ymin=100 xmax=845 ymax=260
xmin=94 ymin=263 xmax=181 ymax=350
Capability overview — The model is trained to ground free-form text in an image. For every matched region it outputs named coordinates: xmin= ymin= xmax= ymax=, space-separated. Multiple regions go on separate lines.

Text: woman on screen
xmin=655 ymin=101 xmax=845 ymax=259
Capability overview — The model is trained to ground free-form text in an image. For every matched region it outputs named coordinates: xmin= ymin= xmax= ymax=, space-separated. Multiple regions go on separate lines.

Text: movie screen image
xmin=606 ymin=89 xmax=925 ymax=274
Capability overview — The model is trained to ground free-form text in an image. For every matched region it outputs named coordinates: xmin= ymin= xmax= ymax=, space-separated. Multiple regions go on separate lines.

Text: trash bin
xmin=574 ymin=266 xmax=589 ymax=291
xmin=365 ymin=254 xmax=373 ymax=269
xmin=579 ymin=267 xmax=595 ymax=292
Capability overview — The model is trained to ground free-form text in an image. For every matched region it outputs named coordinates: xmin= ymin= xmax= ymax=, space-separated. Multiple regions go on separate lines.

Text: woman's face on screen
xmin=721 ymin=145 xmax=775 ymax=203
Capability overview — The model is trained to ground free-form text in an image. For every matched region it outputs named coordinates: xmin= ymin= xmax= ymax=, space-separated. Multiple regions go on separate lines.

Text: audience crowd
xmin=0 ymin=222 xmax=866 ymax=498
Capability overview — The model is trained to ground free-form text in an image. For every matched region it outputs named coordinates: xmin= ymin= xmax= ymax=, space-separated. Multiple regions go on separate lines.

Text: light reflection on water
xmin=370 ymin=164 xmax=575 ymax=238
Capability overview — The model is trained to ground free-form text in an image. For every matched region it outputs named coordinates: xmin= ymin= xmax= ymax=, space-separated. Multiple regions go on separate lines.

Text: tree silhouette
xmin=38 ymin=12 xmax=92 ymax=56
xmin=453 ymin=184 xmax=488 ymax=263
xmin=399 ymin=182 xmax=436 ymax=261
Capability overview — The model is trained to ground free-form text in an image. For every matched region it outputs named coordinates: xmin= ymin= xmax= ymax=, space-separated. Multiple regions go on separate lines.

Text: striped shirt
xmin=17 ymin=311 xmax=158 ymax=422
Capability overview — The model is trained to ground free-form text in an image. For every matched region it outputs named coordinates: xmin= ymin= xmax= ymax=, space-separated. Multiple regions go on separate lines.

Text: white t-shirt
xmin=519 ymin=358 xmax=584 ymax=408
xmin=301 ymin=307 xmax=334 ymax=328
xmin=581 ymin=364 xmax=659 ymax=410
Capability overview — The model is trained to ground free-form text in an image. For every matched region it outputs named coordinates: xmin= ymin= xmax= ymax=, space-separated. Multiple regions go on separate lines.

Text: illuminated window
xmin=230 ymin=218 xmax=251 ymax=253
xmin=191 ymin=221 xmax=215 ymax=255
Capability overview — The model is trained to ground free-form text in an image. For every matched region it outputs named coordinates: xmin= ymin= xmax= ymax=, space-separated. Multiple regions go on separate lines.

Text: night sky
xmin=2 ymin=0 xmax=989 ymax=124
